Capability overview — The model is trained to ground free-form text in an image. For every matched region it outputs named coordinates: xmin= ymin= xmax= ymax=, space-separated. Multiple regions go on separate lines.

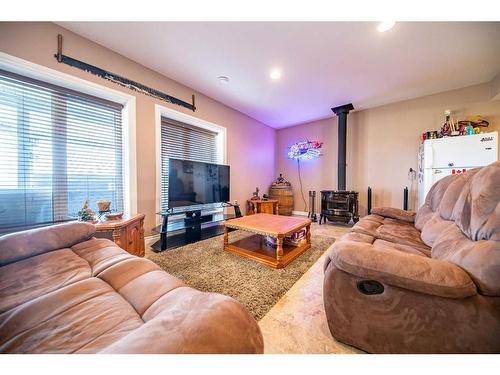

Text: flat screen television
xmin=168 ymin=158 xmax=230 ymax=209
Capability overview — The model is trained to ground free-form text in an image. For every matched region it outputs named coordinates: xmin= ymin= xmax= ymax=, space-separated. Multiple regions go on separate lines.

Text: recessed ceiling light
xmin=377 ymin=21 xmax=396 ymax=33
xmin=270 ymin=69 xmax=282 ymax=80
xmin=218 ymin=76 xmax=230 ymax=84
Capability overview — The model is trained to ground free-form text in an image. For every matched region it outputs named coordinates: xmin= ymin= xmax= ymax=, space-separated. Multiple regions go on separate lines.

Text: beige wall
xmin=277 ymin=82 xmax=500 ymax=216
xmin=0 ymin=22 xmax=277 ymax=235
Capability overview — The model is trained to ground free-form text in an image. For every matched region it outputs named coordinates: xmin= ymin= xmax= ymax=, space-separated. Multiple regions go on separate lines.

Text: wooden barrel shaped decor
xmin=269 ymin=174 xmax=294 ymax=216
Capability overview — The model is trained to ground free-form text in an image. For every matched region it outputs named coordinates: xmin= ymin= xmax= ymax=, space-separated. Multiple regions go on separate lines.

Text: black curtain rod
xmin=54 ymin=34 xmax=196 ymax=112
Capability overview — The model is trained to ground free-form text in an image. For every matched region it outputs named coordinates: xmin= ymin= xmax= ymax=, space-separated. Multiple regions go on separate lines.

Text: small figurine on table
xmin=77 ymin=200 xmax=96 ymax=223
xmin=251 ymin=187 xmax=260 ymax=200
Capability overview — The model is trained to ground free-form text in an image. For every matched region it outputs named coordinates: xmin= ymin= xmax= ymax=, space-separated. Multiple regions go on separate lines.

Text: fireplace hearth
xmin=319 ymin=103 xmax=359 ymax=225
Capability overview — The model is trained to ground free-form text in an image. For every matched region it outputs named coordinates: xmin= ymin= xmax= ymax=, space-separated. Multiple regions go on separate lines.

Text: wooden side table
xmin=94 ymin=214 xmax=145 ymax=257
xmin=247 ymin=199 xmax=279 ymax=215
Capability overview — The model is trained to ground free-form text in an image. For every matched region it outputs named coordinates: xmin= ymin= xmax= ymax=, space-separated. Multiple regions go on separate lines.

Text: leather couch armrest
xmin=327 ymin=241 xmax=477 ymax=299
xmin=371 ymin=207 xmax=416 ymax=223
xmin=0 ymin=221 xmax=95 ymax=266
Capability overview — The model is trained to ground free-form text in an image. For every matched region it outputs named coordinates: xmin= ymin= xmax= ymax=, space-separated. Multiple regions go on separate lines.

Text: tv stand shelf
xmin=151 ymin=210 xmax=238 ymax=252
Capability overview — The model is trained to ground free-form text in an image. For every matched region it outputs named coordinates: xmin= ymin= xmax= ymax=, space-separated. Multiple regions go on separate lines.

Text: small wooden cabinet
xmin=247 ymin=199 xmax=279 ymax=215
xmin=94 ymin=214 xmax=145 ymax=257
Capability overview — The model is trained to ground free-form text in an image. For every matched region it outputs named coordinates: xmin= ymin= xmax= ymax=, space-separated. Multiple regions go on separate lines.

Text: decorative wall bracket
xmin=55 ymin=34 xmax=196 ymax=111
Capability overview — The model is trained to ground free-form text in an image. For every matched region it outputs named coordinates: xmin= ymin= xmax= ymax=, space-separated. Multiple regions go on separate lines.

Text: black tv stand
xmin=184 ymin=210 xmax=213 ymax=226
xmin=152 ymin=204 xmax=241 ymax=252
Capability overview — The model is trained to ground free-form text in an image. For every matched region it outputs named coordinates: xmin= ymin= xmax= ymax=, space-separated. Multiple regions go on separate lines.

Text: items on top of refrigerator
xmin=440 ymin=109 xmax=457 ymax=137
xmin=465 ymin=124 xmax=476 ymax=135
xmin=421 ymin=111 xmax=490 ymax=143
xmin=458 ymin=115 xmax=489 ymax=128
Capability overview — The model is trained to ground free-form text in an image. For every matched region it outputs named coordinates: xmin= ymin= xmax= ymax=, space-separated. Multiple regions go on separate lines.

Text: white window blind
xmin=0 ymin=69 xmax=124 ymax=233
xmin=160 ymin=117 xmax=220 ymax=212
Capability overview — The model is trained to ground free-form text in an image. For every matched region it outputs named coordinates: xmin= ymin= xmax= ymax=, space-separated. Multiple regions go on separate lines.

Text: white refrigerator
xmin=418 ymin=131 xmax=498 ymax=208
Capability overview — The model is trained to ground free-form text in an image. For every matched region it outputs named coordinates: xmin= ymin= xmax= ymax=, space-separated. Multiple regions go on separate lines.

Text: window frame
xmin=154 ymin=104 xmax=227 ymax=225
xmin=0 ymin=52 xmax=137 ymax=222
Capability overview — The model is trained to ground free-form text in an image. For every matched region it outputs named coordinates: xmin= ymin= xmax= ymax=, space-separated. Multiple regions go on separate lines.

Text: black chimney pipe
xmin=331 ymin=103 xmax=354 ymax=191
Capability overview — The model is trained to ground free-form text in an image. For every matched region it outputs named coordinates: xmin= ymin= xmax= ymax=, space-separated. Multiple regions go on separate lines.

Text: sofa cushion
xmin=415 ymin=204 xmax=433 ymax=231
xmin=97 ymin=257 xmax=185 ymax=317
xmin=71 ymin=238 xmax=135 ymax=275
xmin=415 ymin=174 xmax=460 ymax=230
xmin=427 ymin=173 xmax=456 ymax=212
xmin=362 ymin=214 xmax=385 ymax=223
xmin=352 ymin=214 xmax=431 ymax=254
xmin=371 ymin=207 xmax=416 ymax=223
xmin=438 ymin=172 xmax=470 ymax=220
xmin=0 ymin=248 xmax=91 ymax=313
xmin=339 ymin=231 xmax=375 ymax=244
xmin=0 ymin=222 xmax=95 ymax=266
xmin=420 ymin=211 xmax=455 ymax=247
xmin=101 ymin=286 xmax=264 ymax=354
xmin=373 ymin=239 xmax=429 ymax=257
xmin=376 ymin=222 xmax=430 ymax=252
xmin=452 ymin=162 xmax=500 ymax=241
xmin=0 ymin=278 xmax=143 ymax=353
xmin=432 ymin=225 xmax=500 ymax=296
xmin=352 ymin=219 xmax=381 ymax=237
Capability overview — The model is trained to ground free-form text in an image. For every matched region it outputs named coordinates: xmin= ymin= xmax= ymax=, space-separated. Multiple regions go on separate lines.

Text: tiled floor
xmin=258 ymin=222 xmax=363 ymax=354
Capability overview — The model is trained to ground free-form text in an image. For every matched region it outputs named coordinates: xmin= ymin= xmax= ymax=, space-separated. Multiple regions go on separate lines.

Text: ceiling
xmin=57 ymin=22 xmax=500 ymax=128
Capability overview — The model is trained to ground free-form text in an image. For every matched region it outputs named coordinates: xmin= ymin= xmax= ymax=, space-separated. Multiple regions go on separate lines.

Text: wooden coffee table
xmin=223 ymin=213 xmax=311 ymax=269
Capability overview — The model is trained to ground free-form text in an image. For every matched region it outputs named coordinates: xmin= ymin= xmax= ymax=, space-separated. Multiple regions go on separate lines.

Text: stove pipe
xmin=331 ymin=103 xmax=354 ymax=191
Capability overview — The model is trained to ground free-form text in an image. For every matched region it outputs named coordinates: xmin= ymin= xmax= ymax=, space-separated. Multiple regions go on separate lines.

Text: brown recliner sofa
xmin=323 ymin=161 xmax=500 ymax=353
xmin=0 ymin=222 xmax=263 ymax=353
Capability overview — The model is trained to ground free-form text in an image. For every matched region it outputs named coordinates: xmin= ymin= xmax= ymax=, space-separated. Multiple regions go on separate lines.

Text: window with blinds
xmin=160 ymin=117 xmax=221 ymax=212
xmin=0 ymin=69 xmax=124 ymax=233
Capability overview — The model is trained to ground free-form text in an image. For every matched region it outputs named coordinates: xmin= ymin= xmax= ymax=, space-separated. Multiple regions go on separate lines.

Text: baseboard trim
xmin=292 ymin=210 xmax=309 ymax=217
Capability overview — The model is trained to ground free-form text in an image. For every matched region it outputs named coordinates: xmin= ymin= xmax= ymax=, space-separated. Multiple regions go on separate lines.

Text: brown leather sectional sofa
xmin=324 ymin=161 xmax=500 ymax=353
xmin=0 ymin=222 xmax=263 ymax=353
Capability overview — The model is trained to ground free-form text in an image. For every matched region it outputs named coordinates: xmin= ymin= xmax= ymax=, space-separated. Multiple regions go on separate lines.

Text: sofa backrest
xmin=0 ymin=221 xmax=96 ymax=266
xmin=415 ymin=161 xmax=500 ymax=296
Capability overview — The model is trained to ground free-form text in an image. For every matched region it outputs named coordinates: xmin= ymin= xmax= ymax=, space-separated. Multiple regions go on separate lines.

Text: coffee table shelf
xmin=225 ymin=234 xmax=310 ymax=269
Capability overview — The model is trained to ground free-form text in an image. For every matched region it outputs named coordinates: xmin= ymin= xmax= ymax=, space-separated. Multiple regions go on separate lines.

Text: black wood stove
xmin=320 ymin=190 xmax=359 ymax=224
xmin=320 ymin=103 xmax=359 ymax=225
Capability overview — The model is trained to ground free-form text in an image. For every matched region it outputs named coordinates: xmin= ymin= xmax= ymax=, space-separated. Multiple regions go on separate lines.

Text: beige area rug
xmin=147 ymin=230 xmax=335 ymax=320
